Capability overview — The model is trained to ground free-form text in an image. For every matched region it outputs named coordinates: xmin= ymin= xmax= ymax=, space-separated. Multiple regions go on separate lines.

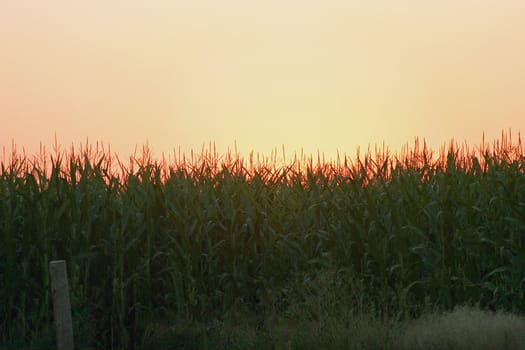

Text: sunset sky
xmin=1 ymin=0 xmax=525 ymax=162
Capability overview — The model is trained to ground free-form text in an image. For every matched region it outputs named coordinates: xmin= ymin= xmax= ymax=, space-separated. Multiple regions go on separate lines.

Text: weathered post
xmin=50 ymin=260 xmax=74 ymax=350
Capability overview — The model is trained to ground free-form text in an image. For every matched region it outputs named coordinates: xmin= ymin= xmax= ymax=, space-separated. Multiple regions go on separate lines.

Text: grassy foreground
xmin=1 ymin=134 xmax=525 ymax=349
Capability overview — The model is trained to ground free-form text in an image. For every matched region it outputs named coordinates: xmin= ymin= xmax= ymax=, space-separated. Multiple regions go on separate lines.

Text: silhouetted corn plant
xmin=1 ymin=133 xmax=524 ymax=349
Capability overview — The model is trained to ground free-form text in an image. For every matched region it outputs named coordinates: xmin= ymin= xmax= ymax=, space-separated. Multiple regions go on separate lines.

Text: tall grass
xmin=1 ymin=133 xmax=524 ymax=349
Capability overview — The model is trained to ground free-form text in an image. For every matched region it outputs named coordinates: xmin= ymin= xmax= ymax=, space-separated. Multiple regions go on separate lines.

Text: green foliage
xmin=1 ymin=135 xmax=525 ymax=349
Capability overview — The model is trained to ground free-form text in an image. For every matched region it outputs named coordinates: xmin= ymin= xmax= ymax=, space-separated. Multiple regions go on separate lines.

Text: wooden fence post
xmin=50 ymin=260 xmax=75 ymax=350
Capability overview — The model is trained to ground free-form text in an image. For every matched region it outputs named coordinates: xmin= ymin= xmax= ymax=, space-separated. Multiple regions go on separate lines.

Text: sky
xmin=1 ymin=0 xmax=525 ymax=162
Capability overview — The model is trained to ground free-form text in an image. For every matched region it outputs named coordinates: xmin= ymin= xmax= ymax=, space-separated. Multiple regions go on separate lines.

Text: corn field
xmin=1 ymin=134 xmax=525 ymax=349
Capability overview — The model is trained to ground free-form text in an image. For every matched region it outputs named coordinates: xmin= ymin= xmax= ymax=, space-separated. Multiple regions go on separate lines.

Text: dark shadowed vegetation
xmin=1 ymin=133 xmax=525 ymax=349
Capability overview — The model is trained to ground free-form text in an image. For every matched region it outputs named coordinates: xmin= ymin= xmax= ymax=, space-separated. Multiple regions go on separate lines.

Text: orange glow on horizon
xmin=2 ymin=131 xmax=523 ymax=190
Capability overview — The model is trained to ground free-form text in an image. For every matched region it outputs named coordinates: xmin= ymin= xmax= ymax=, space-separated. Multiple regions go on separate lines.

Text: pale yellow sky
xmin=1 ymin=0 xmax=525 ymax=161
